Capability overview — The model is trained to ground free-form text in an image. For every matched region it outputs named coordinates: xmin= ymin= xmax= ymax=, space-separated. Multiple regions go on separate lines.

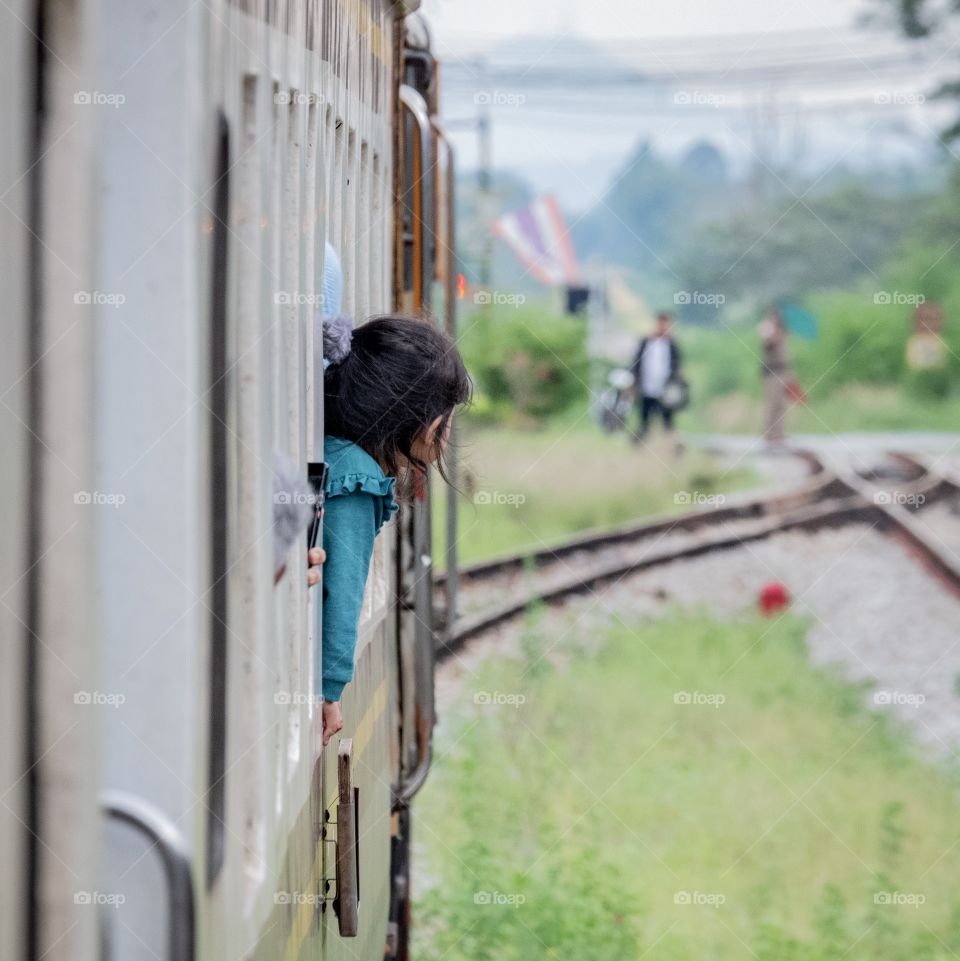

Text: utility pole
xmin=749 ymin=88 xmax=781 ymax=207
xmin=477 ymin=59 xmax=494 ymax=308
xmin=445 ymin=61 xmax=494 ymax=305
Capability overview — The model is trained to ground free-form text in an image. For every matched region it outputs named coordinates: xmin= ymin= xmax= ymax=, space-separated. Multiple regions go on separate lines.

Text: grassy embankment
xmin=414 ymin=609 xmax=960 ymax=960
xmin=434 ymin=423 xmax=759 ymax=568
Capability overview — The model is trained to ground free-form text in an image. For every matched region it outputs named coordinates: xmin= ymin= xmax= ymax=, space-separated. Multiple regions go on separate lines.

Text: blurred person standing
xmin=630 ymin=311 xmax=682 ymax=441
xmin=758 ymin=308 xmax=791 ymax=446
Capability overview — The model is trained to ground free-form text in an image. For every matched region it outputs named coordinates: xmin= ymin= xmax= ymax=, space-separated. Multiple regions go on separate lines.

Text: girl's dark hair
xmin=323 ymin=315 xmax=471 ymax=484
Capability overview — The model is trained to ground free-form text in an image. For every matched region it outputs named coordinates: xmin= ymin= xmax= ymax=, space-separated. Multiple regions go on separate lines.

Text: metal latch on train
xmin=323 ymin=738 xmax=360 ymax=937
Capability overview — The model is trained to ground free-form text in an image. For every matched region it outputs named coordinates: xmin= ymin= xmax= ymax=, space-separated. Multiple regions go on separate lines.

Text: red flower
xmin=758 ymin=581 xmax=790 ymax=617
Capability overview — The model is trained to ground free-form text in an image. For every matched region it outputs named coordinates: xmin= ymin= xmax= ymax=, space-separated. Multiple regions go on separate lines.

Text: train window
xmin=343 ymin=129 xmax=357 ymax=313
xmin=399 ymin=88 xmax=432 ymax=312
xmin=206 ymin=109 xmax=230 ymax=888
xmin=332 ymin=118 xmax=345 ymax=274
xmin=319 ymin=104 xmax=334 ymax=255
xmin=266 ymin=80 xmax=287 ymax=814
xmin=281 ymin=87 xmax=306 ymax=454
xmin=358 ymin=141 xmax=371 ymax=320
xmin=303 ymin=98 xmax=319 ymax=462
xmin=282 ymin=86 xmax=306 ymax=773
xmin=401 ymin=107 xmax=417 ymax=299
xmin=304 ymin=99 xmax=318 ymax=264
xmin=233 ymin=70 xmax=270 ymax=900
xmin=372 ymin=152 xmax=384 ymax=307
xmin=270 ymin=82 xmax=287 ymax=445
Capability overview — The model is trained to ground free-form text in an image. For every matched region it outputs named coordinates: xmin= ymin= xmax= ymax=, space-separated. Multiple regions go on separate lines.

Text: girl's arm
xmin=320 ymin=490 xmax=378 ymax=703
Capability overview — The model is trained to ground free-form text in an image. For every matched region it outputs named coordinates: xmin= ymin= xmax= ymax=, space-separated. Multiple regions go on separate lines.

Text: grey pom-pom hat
xmin=322 ymin=314 xmax=354 ymax=369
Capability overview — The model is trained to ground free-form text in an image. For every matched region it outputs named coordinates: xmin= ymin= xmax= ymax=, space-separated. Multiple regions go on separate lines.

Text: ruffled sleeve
xmin=318 ymin=437 xmax=399 ymax=701
xmin=325 ymin=470 xmax=399 ymax=534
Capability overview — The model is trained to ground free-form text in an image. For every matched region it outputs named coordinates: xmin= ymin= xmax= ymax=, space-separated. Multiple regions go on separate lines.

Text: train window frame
xmin=206 ymin=109 xmax=230 ymax=889
xmin=280 ymin=81 xmax=308 ymax=775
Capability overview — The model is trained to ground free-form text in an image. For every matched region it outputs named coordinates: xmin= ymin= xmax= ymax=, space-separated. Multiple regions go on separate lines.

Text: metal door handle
xmin=101 ymin=791 xmax=195 ymax=961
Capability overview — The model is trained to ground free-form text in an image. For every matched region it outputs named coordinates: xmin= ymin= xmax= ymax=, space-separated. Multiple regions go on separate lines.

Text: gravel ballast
xmin=440 ymin=523 xmax=960 ymax=759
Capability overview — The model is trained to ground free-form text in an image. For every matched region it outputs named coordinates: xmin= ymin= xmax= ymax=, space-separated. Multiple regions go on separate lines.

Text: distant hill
xmin=572 ymin=138 xmax=741 ymax=274
xmin=452 ymin=132 xmax=948 ymax=316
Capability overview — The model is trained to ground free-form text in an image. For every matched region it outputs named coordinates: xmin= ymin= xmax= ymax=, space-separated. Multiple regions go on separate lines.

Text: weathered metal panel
xmin=0 ymin=4 xmax=33 ymax=959
xmin=30 ymin=2 xmax=101 ymax=959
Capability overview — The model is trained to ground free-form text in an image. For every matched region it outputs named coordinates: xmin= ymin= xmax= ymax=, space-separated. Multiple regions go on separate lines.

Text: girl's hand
xmin=307 ymin=546 xmax=325 ymax=587
xmin=322 ymin=700 xmax=343 ymax=746
xmin=273 ymin=546 xmax=326 ymax=587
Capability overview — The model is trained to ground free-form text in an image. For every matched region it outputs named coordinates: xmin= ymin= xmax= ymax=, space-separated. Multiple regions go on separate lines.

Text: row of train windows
xmin=205 ymin=71 xmax=388 ymax=885
xmin=231 ymin=0 xmax=390 ymax=113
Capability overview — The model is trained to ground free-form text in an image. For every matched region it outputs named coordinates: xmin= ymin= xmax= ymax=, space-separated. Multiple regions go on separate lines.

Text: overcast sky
xmin=419 ymin=0 xmax=949 ymax=212
xmin=421 ymin=0 xmax=874 ymax=54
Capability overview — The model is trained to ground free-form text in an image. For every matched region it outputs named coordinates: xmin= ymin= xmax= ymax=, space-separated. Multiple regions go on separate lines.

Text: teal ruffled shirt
xmin=320 ymin=437 xmax=399 ymax=701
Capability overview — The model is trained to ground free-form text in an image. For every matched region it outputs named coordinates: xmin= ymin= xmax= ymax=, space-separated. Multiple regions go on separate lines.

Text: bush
xmin=792 ymin=291 xmax=910 ymax=393
xmin=680 ymin=322 xmax=762 ymax=402
xmin=904 ymin=364 xmax=953 ymax=400
xmin=791 ymin=257 xmax=960 ymax=399
xmin=459 ymin=303 xmax=589 ymax=425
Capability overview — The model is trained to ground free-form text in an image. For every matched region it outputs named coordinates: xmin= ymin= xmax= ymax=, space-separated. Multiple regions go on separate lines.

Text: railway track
xmin=435 ymin=448 xmax=960 ymax=659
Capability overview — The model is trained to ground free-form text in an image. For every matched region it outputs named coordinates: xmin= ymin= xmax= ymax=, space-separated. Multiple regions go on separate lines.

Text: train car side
xmin=3 ymin=1 xmax=445 ymax=960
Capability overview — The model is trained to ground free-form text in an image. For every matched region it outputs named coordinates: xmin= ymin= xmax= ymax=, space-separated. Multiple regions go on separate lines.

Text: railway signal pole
xmin=446 ymin=59 xmax=495 ymax=309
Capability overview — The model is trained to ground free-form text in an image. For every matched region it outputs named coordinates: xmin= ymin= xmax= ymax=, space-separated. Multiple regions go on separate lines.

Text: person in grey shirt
xmin=631 ymin=311 xmax=682 ymax=440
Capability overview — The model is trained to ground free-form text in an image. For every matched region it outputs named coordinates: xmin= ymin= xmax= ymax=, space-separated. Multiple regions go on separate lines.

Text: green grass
xmin=684 ymin=383 xmax=960 ymax=436
xmin=791 ymin=383 xmax=960 ymax=434
xmin=413 ymin=610 xmax=960 ymax=960
xmin=433 ymin=423 xmax=759 ymax=568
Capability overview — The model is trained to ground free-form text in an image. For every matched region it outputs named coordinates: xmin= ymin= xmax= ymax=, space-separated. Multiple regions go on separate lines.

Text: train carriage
xmin=1 ymin=1 xmax=454 ymax=959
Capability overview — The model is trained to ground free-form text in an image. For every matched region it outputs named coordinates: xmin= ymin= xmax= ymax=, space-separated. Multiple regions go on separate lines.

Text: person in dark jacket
xmin=631 ymin=312 xmax=682 ymax=440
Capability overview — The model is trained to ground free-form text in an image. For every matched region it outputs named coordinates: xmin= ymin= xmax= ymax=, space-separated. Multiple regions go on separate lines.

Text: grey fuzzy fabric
xmin=322 ymin=314 xmax=354 ymax=366
xmin=272 ymin=454 xmax=316 ymax=573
